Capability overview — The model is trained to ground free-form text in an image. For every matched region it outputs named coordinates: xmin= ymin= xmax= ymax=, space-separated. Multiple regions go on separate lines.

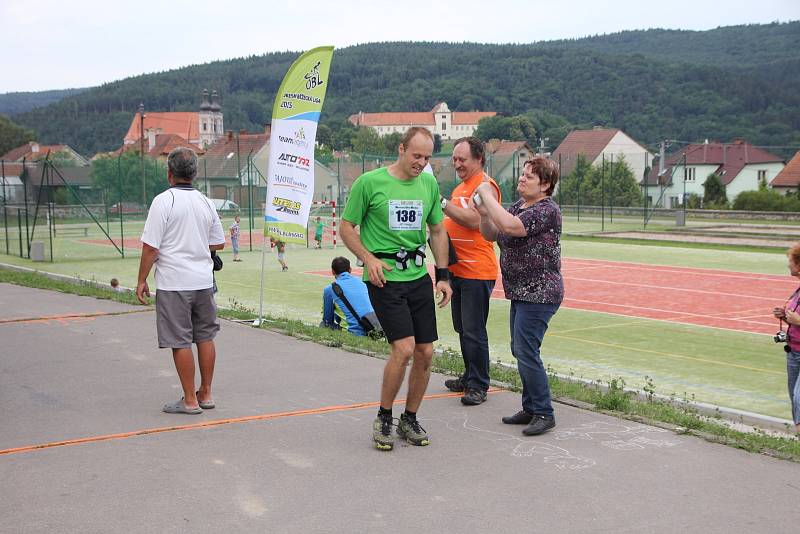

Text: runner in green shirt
xmin=341 ymin=127 xmax=452 ymax=451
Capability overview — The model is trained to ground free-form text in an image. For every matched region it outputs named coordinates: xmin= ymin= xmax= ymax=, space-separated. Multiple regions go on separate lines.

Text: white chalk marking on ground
xmin=426 ymin=414 xmax=595 ymax=470
xmin=554 ymin=421 xmax=678 ymax=451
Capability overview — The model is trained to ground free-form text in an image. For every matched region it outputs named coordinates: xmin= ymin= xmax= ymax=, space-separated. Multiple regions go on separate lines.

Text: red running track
xmin=552 ymin=258 xmax=795 ymax=335
xmin=311 ymin=258 xmax=796 ymax=336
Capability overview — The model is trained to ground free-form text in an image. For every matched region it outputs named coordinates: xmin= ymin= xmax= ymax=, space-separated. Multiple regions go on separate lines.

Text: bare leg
xmin=405 ymin=343 xmax=433 ymax=413
xmin=196 ymin=340 xmax=216 ymax=403
xmin=380 ymin=336 xmax=415 ymax=409
xmin=172 ymin=348 xmax=199 ymax=409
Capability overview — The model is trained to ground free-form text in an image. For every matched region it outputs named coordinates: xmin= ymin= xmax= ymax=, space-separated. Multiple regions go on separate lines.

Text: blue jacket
xmin=322 ymin=272 xmax=375 ymax=336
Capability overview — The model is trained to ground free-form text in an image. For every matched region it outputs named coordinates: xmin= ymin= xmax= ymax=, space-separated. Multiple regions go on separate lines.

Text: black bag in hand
xmin=211 ymin=250 xmax=223 ymax=271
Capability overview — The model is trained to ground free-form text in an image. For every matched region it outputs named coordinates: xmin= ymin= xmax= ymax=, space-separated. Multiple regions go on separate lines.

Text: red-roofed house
xmin=552 ymin=128 xmax=652 ymax=184
xmin=123 ymin=90 xmax=224 ymax=150
xmin=348 ymin=102 xmax=496 ymax=140
xmin=770 ymin=151 xmax=800 ymax=195
xmin=643 ymin=140 xmax=784 ymax=207
xmin=147 ymin=134 xmax=204 ymax=159
xmin=1 ymin=142 xmax=89 ymax=166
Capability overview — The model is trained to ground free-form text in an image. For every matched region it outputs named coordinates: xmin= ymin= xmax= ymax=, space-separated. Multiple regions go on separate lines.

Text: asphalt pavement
xmin=1 ymin=282 xmax=799 ymax=533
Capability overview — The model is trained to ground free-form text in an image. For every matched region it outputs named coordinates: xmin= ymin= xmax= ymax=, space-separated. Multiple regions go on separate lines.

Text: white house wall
xmin=592 ymin=131 xmax=652 ymax=183
xmin=655 ymin=164 xmax=717 ymax=207
xmin=726 ymin=162 xmax=785 ymax=200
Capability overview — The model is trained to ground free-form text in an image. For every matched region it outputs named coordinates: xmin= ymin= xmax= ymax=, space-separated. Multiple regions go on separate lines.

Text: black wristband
xmin=435 ymin=267 xmax=449 ymax=283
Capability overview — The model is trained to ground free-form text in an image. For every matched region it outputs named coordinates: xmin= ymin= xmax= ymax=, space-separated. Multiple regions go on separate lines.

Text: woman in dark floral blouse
xmin=474 ymin=157 xmax=563 ymax=436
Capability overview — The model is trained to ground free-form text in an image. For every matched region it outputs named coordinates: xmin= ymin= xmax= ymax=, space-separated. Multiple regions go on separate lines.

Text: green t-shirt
xmin=342 ymin=167 xmax=443 ymax=282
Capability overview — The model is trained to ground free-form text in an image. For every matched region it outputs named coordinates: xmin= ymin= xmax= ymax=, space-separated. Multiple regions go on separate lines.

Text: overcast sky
xmin=1 ymin=0 xmax=798 ymax=93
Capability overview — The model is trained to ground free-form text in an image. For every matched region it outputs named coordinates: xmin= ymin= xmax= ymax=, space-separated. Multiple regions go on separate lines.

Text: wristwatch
xmin=440 ymin=197 xmax=448 ymax=210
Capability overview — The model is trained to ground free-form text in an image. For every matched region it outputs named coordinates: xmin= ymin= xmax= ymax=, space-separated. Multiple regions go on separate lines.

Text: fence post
xmin=17 ymin=208 xmax=23 ymax=257
xmin=609 ymin=153 xmax=614 ymax=223
xmin=601 ymin=154 xmax=605 ymax=232
xmin=2 ymin=160 xmax=8 ymax=254
xmin=22 ymin=158 xmax=30 ymax=257
xmin=118 ymin=154 xmax=125 ymax=258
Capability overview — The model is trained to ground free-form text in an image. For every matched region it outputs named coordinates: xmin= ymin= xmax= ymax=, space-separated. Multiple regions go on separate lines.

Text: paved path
xmin=1 ymin=283 xmax=799 ymax=533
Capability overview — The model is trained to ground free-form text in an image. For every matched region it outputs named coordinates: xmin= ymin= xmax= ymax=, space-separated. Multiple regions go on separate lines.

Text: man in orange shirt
xmin=442 ymin=137 xmax=501 ymax=405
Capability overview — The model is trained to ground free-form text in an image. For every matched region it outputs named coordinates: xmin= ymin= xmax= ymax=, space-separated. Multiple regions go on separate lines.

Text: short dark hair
xmin=167 ymin=147 xmax=198 ymax=180
xmin=454 ymin=136 xmax=486 ymax=166
xmin=331 ymin=256 xmax=351 ymax=275
xmin=400 ymin=127 xmax=434 ymax=148
xmin=525 ymin=157 xmax=560 ymax=196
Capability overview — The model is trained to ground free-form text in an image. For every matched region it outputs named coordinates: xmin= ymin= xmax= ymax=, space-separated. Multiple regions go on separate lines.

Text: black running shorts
xmin=367 ymin=274 xmax=438 ymax=344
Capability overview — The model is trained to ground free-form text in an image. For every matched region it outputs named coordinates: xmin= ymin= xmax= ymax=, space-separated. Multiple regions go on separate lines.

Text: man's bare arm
xmin=136 ymin=243 xmax=159 ymax=304
xmin=340 ymin=219 xmax=392 ymax=287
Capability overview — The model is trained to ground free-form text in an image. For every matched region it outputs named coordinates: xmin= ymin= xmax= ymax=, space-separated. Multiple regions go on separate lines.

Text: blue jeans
xmin=510 ymin=301 xmax=559 ymax=417
xmin=450 ymin=277 xmax=495 ymax=392
xmin=231 ymin=236 xmax=239 ymax=255
xmin=787 ymin=350 xmax=800 ymax=425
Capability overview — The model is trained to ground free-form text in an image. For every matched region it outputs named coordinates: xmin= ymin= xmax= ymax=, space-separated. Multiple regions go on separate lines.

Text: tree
xmin=702 ymin=173 xmax=727 ymax=207
xmin=351 ymin=127 xmax=385 ymax=155
xmin=0 ymin=114 xmax=35 ymax=157
xmin=382 ymin=132 xmax=403 ymax=154
xmin=316 ymin=124 xmax=333 ymax=148
xmin=733 ymin=188 xmax=800 ymax=212
xmin=556 ymin=155 xmax=593 ymax=205
xmin=555 ymin=155 xmax=642 ymax=207
xmin=433 ymin=134 xmax=442 ymax=154
xmin=329 ymin=120 xmax=357 ymax=151
xmin=474 ymin=115 xmax=536 ymax=144
xmin=91 ymin=152 xmax=169 ymax=206
xmin=49 ymin=150 xmax=80 ymax=168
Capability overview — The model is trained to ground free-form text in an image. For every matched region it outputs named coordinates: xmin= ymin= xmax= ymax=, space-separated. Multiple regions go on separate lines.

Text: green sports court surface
xmin=0 ymin=218 xmax=793 ymax=420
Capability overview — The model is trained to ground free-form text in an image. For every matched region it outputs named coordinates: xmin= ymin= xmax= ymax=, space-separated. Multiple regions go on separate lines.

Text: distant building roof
xmin=147 ymin=134 xmax=204 ymax=158
xmin=348 ymin=107 xmax=496 ymax=128
xmin=644 ymin=140 xmax=783 ymax=186
xmin=0 ymin=162 xmax=26 ymax=177
xmin=487 ymin=140 xmax=532 ymax=155
xmin=552 ymin=128 xmax=620 ymax=177
xmin=123 ymin=112 xmax=201 ymax=145
xmin=202 ymin=131 xmax=269 ymax=178
xmin=1 ymin=142 xmax=88 ymax=165
xmin=770 ymin=151 xmax=800 ymax=188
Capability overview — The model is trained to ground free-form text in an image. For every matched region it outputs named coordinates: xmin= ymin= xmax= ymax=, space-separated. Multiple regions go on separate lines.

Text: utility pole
xmin=538 ymin=137 xmax=549 ymax=156
xmin=139 ymin=103 xmax=146 ymax=208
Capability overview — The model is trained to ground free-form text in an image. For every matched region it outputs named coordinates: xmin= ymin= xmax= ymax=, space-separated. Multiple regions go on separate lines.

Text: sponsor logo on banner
xmin=273 ymin=174 xmax=308 ymax=191
xmin=304 ymin=61 xmax=325 ymax=90
xmin=277 ymin=128 xmax=309 ymax=149
xmin=277 ymin=153 xmax=311 ymax=167
xmin=272 ymin=196 xmax=301 ymax=215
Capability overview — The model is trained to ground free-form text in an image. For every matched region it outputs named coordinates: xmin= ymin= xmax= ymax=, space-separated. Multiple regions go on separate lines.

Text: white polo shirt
xmin=141 ymin=186 xmax=225 ymax=291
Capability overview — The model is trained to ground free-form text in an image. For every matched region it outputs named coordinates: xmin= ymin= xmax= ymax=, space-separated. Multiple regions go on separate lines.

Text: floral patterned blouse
xmin=496 ymin=196 xmax=564 ymax=304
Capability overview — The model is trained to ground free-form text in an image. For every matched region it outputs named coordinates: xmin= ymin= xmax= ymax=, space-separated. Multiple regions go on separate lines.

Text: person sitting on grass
xmin=321 ymin=256 xmax=376 ymax=336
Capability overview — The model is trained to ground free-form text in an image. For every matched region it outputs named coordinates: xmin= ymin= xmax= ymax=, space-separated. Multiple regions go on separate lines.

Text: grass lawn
xmin=1 ymin=222 xmax=794 ymax=419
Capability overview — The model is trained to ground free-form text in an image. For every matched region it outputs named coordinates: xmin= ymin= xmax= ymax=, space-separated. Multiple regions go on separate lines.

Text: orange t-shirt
xmin=443 ymin=172 xmax=501 ymax=280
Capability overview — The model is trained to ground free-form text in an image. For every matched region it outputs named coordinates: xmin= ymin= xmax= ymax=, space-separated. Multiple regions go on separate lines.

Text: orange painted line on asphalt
xmin=0 ymin=309 xmax=150 ymax=326
xmin=0 ymin=388 xmax=507 ymax=457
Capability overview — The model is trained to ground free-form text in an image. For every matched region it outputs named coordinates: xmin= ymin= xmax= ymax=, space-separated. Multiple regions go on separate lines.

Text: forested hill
xmin=0 ymin=88 xmax=89 ymax=116
xmin=11 ymin=21 xmax=800 ymax=157
xmin=537 ymin=22 xmax=800 ymax=68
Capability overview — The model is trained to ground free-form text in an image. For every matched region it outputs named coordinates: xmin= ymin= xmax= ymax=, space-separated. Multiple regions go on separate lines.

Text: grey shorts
xmin=155 ymin=288 xmax=220 ymax=348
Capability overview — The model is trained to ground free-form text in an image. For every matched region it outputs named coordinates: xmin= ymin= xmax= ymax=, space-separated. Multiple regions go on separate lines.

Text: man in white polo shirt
xmin=136 ymin=147 xmax=226 ymax=415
